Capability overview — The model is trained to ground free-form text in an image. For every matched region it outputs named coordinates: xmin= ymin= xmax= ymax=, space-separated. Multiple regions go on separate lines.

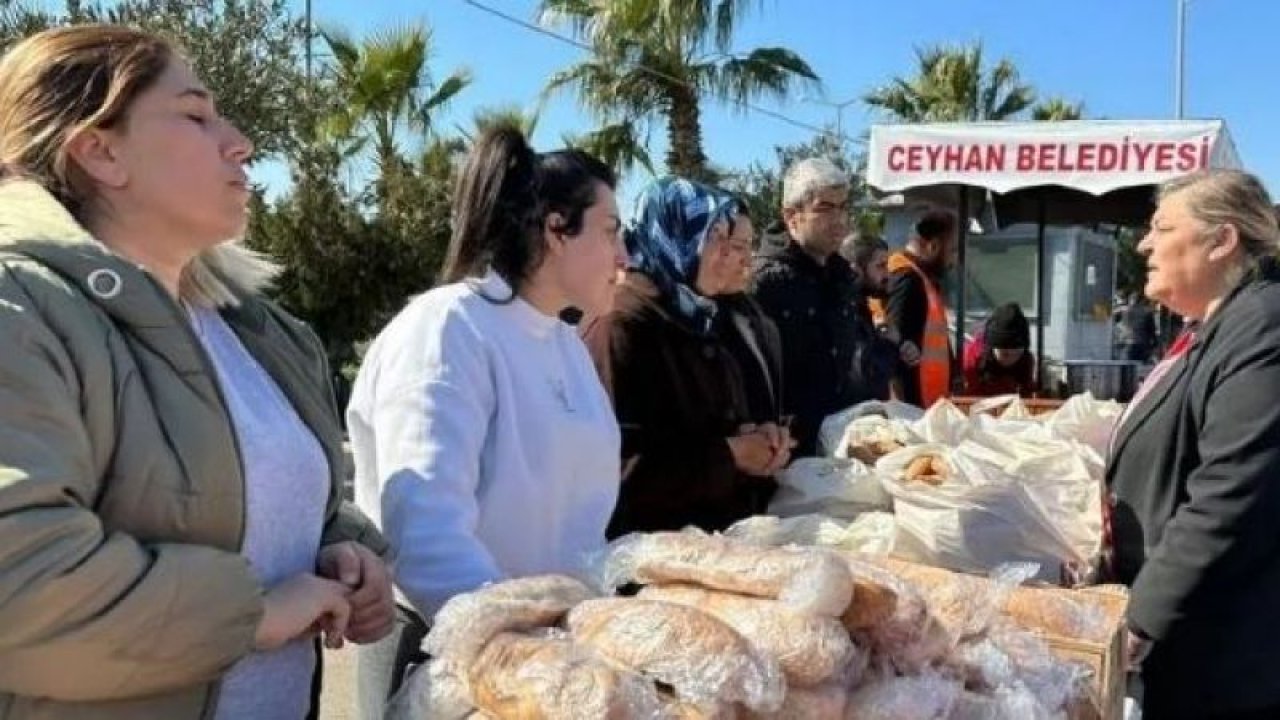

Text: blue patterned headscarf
xmin=624 ymin=176 xmax=737 ymax=335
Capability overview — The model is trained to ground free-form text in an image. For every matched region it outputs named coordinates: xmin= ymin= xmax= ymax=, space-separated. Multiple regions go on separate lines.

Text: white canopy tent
xmin=865 ymin=119 xmax=1242 ymax=380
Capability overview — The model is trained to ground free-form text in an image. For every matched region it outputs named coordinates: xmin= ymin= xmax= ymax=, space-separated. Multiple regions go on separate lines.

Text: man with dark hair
xmin=882 ymin=208 xmax=958 ymax=407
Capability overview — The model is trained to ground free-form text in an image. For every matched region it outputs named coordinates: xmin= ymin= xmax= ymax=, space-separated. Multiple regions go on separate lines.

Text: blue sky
xmin=255 ymin=0 xmax=1276 ymax=209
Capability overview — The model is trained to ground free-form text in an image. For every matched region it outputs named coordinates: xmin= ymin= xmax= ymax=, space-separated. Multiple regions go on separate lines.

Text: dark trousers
xmin=356 ymin=605 xmax=430 ymax=720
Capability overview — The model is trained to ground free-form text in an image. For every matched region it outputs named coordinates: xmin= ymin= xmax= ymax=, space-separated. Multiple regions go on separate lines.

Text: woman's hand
xmin=728 ymin=423 xmax=795 ymax=476
xmin=254 ymin=573 xmax=353 ymax=652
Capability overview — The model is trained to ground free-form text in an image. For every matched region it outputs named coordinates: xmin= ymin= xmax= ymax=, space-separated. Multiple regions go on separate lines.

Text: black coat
xmin=583 ymin=273 xmax=772 ymax=538
xmin=1107 ymin=262 xmax=1280 ymax=717
xmin=751 ymin=230 xmax=877 ymax=457
xmin=716 ymin=293 xmax=784 ymax=424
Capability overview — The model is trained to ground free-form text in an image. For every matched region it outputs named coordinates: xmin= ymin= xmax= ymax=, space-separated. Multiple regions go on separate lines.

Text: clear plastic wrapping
xmin=769 ymin=457 xmax=892 ymax=519
xmin=423 ymin=574 xmax=597 ymax=666
xmin=844 ymin=669 xmax=963 ymax=719
xmin=1001 ymin=585 xmax=1112 ymax=644
xmin=385 ymin=658 xmax=475 ymax=720
xmin=637 ymin=584 xmax=862 ymax=688
xmin=601 ymin=530 xmax=854 ymax=617
xmin=841 ymin=557 xmax=952 ymax=671
xmin=567 ymin=597 xmax=786 ymax=713
xmin=725 ymin=512 xmax=898 ymax=557
xmin=747 ymin=682 xmax=850 ymax=719
xmin=951 ymin=620 xmax=1090 ymax=718
xmin=467 ymin=630 xmax=664 ymax=719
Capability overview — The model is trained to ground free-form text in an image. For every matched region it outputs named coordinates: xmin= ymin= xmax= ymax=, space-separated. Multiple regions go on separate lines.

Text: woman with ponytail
xmin=347 ymin=127 xmax=627 ymax=712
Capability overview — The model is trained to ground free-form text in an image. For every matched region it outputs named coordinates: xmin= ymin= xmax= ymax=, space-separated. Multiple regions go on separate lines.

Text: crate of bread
xmin=389 ymin=529 xmax=1127 ymax=719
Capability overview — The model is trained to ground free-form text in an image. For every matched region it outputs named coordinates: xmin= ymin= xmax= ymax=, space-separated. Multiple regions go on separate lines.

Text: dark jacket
xmin=583 ymin=273 xmax=770 ymax=538
xmin=751 ymin=227 xmax=876 ymax=457
xmin=716 ymin=293 xmax=784 ymax=424
xmin=1106 ymin=261 xmax=1280 ymax=717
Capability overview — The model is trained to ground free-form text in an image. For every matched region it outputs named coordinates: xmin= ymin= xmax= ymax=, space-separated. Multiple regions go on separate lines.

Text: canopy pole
xmin=1036 ymin=197 xmax=1048 ymax=387
xmin=955 ymin=186 xmax=969 ymax=393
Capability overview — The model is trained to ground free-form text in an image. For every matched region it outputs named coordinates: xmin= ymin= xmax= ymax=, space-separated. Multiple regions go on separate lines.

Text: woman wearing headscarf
xmin=583 ymin=178 xmax=791 ymax=538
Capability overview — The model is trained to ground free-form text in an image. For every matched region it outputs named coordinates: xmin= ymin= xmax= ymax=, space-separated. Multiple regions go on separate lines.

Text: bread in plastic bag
xmin=385 ymin=658 xmax=475 ymax=720
xmin=837 ymin=415 xmax=921 ymax=464
xmin=819 ymin=400 xmax=924 ymax=457
xmin=424 ymin=574 xmax=597 ymax=666
xmin=844 ymin=669 xmax=962 ymax=719
xmin=747 ymin=682 xmax=850 ymax=719
xmin=567 ymin=597 xmax=786 ymax=712
xmin=770 ymin=458 xmax=892 ymax=520
xmin=1001 ymin=585 xmax=1113 ymax=644
xmin=952 ymin=620 xmax=1091 ymax=718
xmin=466 ymin=630 xmax=663 ymax=719
xmin=725 ymin=512 xmax=898 ymax=557
xmin=877 ymin=445 xmax=1085 ymax=582
xmin=657 ymin=695 xmax=735 ymax=719
xmin=840 ymin=557 xmax=953 ymax=671
xmin=637 ymin=583 xmax=862 ymax=687
xmin=601 ymin=530 xmax=854 ymax=617
xmin=866 ymin=558 xmax=1038 ymax=642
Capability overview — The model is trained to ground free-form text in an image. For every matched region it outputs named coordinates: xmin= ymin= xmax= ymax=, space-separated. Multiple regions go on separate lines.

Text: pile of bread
xmin=389 ymin=530 xmax=1118 ymax=719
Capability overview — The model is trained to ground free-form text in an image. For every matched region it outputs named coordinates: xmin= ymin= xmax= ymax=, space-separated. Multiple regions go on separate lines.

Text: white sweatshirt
xmin=348 ymin=273 xmax=620 ymax=618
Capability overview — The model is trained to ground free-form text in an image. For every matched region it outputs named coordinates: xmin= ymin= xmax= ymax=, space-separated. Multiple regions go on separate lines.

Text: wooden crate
xmin=1025 ymin=584 xmax=1129 ymax=720
xmin=949 ymin=395 xmax=1065 ymax=416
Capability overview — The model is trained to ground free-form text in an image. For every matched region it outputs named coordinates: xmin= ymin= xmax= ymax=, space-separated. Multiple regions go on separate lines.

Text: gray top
xmin=189 ymin=305 xmax=330 ymax=720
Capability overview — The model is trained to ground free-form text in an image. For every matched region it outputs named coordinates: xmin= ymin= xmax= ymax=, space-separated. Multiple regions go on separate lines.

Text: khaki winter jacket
xmin=0 ymin=180 xmax=384 ymax=719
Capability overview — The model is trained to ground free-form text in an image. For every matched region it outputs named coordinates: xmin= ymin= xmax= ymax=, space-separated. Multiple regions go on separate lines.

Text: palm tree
xmin=540 ymin=0 xmax=819 ymax=181
xmin=460 ymin=103 xmax=541 ymax=144
xmin=864 ymin=43 xmax=1036 ymax=123
xmin=1032 ymin=97 xmax=1085 ymax=121
xmin=319 ymin=23 xmax=471 ymax=173
xmin=562 ymin=120 xmax=656 ymax=176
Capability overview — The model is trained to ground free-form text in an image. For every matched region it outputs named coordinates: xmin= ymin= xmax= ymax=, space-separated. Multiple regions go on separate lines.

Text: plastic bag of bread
xmin=1001 ymin=585 xmax=1112 ymax=644
xmin=602 ymin=530 xmax=853 ymax=617
xmin=844 ymin=669 xmax=962 ymax=719
xmin=725 ymin=513 xmax=897 ymax=557
xmin=424 ymin=574 xmax=596 ymax=666
xmin=818 ymin=400 xmax=924 ymax=457
xmin=385 ymin=658 xmax=474 ymax=720
xmin=466 ymin=630 xmax=663 ymax=719
xmin=637 ymin=584 xmax=863 ymax=687
xmin=567 ymin=597 xmax=786 ymax=713
xmin=657 ymin=696 xmax=736 ymax=719
xmin=951 ymin=621 xmax=1091 ymax=717
xmin=1043 ymin=392 xmax=1122 ymax=458
xmin=866 ymin=558 xmax=1038 ymax=641
xmin=769 ymin=458 xmax=891 ymax=520
xmin=840 ymin=557 xmax=952 ymax=671
xmin=837 ymin=415 xmax=920 ymax=465
xmin=747 ymin=682 xmax=849 ymax=719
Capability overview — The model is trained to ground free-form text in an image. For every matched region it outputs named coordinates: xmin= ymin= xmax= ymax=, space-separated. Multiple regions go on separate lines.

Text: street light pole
xmin=1175 ymin=0 xmax=1187 ymax=119
xmin=806 ymin=96 xmax=859 ymax=144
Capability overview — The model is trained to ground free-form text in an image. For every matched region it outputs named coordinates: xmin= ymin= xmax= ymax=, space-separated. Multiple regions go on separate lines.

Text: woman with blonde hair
xmin=0 ymin=25 xmax=392 ymax=719
xmin=1106 ymin=169 xmax=1280 ymax=719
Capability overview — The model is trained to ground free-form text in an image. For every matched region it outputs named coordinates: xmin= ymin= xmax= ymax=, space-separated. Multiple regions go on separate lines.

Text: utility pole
xmin=1175 ymin=0 xmax=1188 ymax=118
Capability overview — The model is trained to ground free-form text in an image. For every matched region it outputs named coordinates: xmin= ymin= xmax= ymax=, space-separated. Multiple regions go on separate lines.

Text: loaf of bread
xmin=468 ymin=631 xmax=661 ymax=720
xmin=867 ymin=557 xmax=999 ymax=640
xmin=748 ymin=683 xmax=849 ymax=720
xmin=605 ymin=531 xmax=853 ymax=617
xmin=638 ymin=584 xmax=860 ymax=688
xmin=902 ymin=454 xmax=948 ymax=485
xmin=657 ymin=696 xmax=737 ymax=720
xmin=424 ymin=574 xmax=597 ymax=665
xmin=1001 ymin=585 xmax=1111 ymax=643
xmin=384 ymin=658 xmax=474 ymax=720
xmin=567 ymin=597 xmax=785 ymax=713
xmin=842 ymin=557 xmax=952 ymax=671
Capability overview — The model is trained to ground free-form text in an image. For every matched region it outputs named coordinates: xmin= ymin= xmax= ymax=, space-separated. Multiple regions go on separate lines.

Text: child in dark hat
xmin=962 ymin=302 xmax=1037 ymax=396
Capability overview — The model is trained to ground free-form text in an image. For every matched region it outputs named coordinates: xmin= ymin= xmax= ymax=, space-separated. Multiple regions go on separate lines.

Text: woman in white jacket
xmin=348 ymin=126 xmax=627 ymax=715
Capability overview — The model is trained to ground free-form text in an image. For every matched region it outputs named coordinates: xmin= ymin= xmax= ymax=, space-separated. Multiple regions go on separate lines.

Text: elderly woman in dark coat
xmin=583 ymin=178 xmax=791 ymax=538
xmin=1105 ymin=169 xmax=1280 ymax=719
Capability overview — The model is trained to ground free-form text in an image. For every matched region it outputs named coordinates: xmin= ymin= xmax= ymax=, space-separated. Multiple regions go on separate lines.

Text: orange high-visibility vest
xmin=888 ymin=252 xmax=951 ymax=407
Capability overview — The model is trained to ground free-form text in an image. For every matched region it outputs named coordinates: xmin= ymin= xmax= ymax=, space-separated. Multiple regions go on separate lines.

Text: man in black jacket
xmin=751 ymin=158 xmax=876 ymax=457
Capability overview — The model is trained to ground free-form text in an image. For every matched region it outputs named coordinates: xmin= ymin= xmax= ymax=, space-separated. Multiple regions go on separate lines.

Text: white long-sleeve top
xmin=348 ymin=273 xmax=620 ymax=618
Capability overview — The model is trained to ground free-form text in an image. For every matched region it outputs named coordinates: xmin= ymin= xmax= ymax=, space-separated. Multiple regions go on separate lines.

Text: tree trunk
xmin=664 ymin=83 xmax=709 ymax=181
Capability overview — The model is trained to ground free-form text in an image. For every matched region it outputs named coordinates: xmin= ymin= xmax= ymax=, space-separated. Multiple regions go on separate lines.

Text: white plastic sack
xmin=877 ymin=444 xmax=1087 ymax=582
xmin=818 ymin=400 xmax=924 ymax=457
xmin=770 ymin=457 xmax=891 ymax=519
xmin=911 ymin=399 xmax=972 ymax=446
xmin=1044 ymin=392 xmax=1124 ymax=457
xmin=725 ymin=512 xmax=897 ymax=556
